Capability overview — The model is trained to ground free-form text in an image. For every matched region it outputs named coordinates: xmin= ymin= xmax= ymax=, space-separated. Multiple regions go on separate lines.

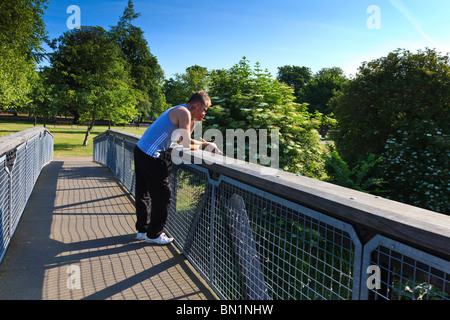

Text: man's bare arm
xmin=172 ymin=107 xmax=209 ymax=148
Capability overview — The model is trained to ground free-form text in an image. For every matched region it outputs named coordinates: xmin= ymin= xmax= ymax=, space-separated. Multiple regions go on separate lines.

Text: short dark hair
xmin=187 ymin=91 xmax=210 ymax=106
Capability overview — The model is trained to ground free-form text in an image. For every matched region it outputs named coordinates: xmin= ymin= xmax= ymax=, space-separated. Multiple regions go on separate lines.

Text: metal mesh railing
xmin=93 ymin=130 xmax=450 ymax=300
xmin=0 ymin=128 xmax=54 ymax=264
xmin=165 ymin=163 xmax=362 ymax=299
xmin=361 ymin=235 xmax=450 ymax=300
xmin=93 ymin=131 xmax=138 ymax=196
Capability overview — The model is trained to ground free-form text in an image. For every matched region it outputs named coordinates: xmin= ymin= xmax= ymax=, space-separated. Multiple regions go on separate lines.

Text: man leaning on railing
xmin=133 ymin=91 xmax=222 ymax=245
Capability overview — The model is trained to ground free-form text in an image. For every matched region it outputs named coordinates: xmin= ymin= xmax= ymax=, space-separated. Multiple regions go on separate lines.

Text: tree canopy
xmin=276 ymin=65 xmax=312 ymax=101
xmin=0 ymin=0 xmax=49 ymax=108
xmin=163 ymin=65 xmax=210 ymax=106
xmin=330 ymin=48 xmax=449 ymax=213
xmin=47 ymin=26 xmax=138 ymax=145
xmin=110 ymin=0 xmax=167 ymax=120
xmin=300 ymin=67 xmax=348 ymax=115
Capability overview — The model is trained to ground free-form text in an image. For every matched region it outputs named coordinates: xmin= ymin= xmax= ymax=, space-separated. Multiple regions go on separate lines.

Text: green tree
xmin=300 ymin=67 xmax=348 ymax=115
xmin=28 ymin=69 xmax=58 ymax=126
xmin=110 ymin=0 xmax=167 ymax=120
xmin=276 ymin=65 xmax=312 ymax=101
xmin=164 ymin=65 xmax=209 ymax=106
xmin=0 ymin=0 xmax=49 ymax=108
xmin=0 ymin=48 xmax=37 ymax=108
xmin=330 ymin=48 xmax=449 ymax=213
xmin=47 ymin=26 xmax=138 ymax=146
xmin=324 ymin=149 xmax=386 ymax=194
xmin=206 ymin=58 xmax=324 ymax=178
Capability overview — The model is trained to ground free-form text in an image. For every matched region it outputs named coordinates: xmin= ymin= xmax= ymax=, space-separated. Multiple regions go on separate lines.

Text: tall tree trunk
xmin=72 ymin=110 xmax=80 ymax=124
xmin=83 ymin=117 xmax=95 ymax=146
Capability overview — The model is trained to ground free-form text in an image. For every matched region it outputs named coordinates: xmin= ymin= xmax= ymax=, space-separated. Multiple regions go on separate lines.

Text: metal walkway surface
xmin=0 ymin=158 xmax=216 ymax=300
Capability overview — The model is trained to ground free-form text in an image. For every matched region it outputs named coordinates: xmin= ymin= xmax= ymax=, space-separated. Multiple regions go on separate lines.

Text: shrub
xmin=205 ymin=57 xmax=325 ymax=178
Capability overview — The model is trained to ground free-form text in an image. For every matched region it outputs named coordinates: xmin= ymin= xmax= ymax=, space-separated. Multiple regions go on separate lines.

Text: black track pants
xmin=133 ymin=146 xmax=171 ymax=239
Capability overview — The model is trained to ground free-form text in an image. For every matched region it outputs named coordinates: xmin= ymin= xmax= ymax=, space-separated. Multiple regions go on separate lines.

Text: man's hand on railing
xmin=202 ymin=138 xmax=223 ymax=155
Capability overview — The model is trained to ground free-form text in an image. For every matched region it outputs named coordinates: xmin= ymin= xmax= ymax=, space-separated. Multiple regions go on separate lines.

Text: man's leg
xmin=146 ymin=158 xmax=172 ymax=239
xmin=134 ymin=146 xmax=151 ymax=233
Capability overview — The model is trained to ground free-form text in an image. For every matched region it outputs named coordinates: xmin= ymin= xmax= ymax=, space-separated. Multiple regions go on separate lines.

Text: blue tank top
xmin=136 ymin=104 xmax=187 ymax=158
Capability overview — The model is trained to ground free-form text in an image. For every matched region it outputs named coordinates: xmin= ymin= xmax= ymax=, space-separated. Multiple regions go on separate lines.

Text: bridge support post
xmin=5 ymin=149 xmax=16 ymax=239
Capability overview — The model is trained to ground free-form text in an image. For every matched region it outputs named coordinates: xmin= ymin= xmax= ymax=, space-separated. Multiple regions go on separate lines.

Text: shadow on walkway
xmin=0 ymin=158 xmax=215 ymax=300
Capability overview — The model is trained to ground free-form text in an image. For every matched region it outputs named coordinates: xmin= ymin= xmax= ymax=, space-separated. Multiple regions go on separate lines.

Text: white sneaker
xmin=136 ymin=232 xmax=147 ymax=240
xmin=145 ymin=233 xmax=174 ymax=245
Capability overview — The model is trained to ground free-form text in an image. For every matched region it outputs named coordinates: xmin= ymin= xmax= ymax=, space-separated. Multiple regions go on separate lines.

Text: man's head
xmin=187 ymin=91 xmax=211 ymax=120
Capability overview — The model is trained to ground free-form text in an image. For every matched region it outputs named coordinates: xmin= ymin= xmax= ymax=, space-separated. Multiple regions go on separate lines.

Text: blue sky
xmin=42 ymin=0 xmax=450 ymax=79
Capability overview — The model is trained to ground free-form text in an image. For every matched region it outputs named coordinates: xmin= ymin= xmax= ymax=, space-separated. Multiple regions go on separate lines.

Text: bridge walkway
xmin=0 ymin=158 xmax=216 ymax=300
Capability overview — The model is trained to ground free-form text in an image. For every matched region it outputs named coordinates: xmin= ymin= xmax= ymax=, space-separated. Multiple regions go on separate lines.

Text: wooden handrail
xmin=0 ymin=127 xmax=53 ymax=158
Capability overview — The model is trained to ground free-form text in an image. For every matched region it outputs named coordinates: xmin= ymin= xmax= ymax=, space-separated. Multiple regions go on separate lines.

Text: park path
xmin=0 ymin=157 xmax=215 ymax=300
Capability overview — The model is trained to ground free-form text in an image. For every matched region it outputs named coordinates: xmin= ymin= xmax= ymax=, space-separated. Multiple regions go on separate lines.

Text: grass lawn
xmin=0 ymin=120 xmax=146 ymax=158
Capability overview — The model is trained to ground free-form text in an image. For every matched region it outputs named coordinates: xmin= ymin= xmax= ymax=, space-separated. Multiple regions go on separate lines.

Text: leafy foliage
xmin=0 ymin=0 xmax=49 ymax=108
xmin=0 ymin=48 xmax=37 ymax=108
xmin=27 ymin=68 xmax=58 ymax=125
xmin=0 ymin=0 xmax=48 ymax=63
xmin=330 ymin=48 xmax=449 ymax=213
xmin=163 ymin=65 xmax=210 ymax=106
xmin=109 ymin=0 xmax=167 ymax=119
xmin=325 ymin=149 xmax=386 ymax=194
xmin=300 ymin=67 xmax=348 ymax=115
xmin=276 ymin=65 xmax=312 ymax=101
xmin=47 ymin=26 xmax=138 ymax=145
xmin=205 ymin=57 xmax=325 ymax=178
